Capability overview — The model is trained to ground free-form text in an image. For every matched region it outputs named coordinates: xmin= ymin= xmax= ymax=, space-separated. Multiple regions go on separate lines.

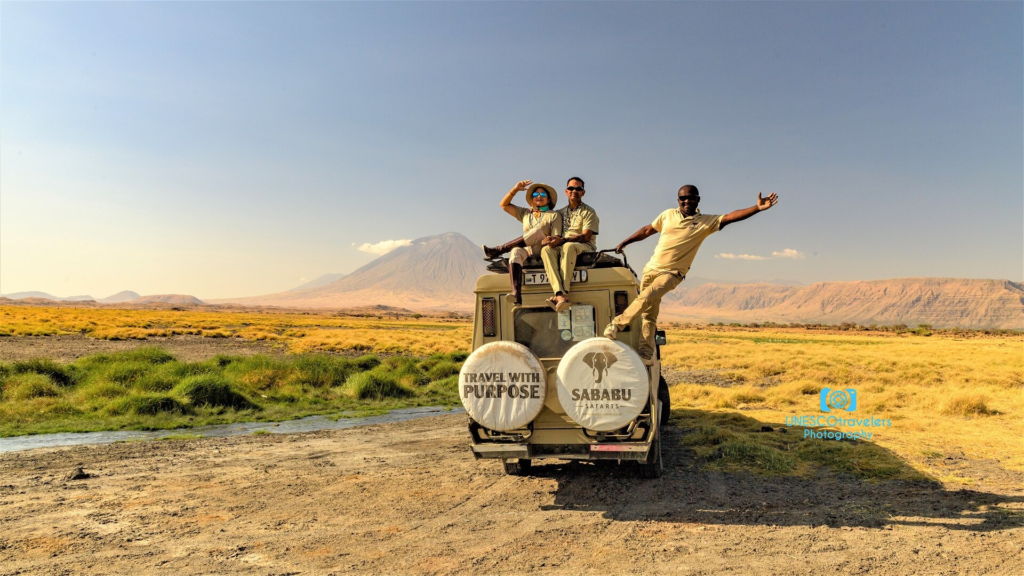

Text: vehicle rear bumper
xmin=471 ymin=442 xmax=652 ymax=461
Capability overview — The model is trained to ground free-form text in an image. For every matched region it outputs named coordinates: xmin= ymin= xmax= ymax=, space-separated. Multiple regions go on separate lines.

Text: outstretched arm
xmin=719 ymin=192 xmax=779 ymax=230
xmin=614 ymin=225 xmax=657 ymax=253
xmin=500 ymin=180 xmax=531 ymax=217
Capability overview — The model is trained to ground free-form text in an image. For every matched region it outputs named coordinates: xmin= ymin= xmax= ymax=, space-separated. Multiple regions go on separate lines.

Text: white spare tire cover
xmin=556 ymin=338 xmax=649 ymax=431
xmin=459 ymin=342 xmax=546 ymax=432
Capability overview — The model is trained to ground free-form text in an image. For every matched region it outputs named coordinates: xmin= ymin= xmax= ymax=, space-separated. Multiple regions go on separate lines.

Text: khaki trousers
xmin=508 ymin=244 xmax=540 ymax=266
xmin=612 ymin=268 xmax=683 ymax=355
xmin=540 ymin=242 xmax=592 ymax=295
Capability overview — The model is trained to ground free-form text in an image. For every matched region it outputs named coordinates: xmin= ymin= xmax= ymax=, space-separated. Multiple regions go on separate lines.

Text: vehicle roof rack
xmin=485 ymin=249 xmax=637 ymax=278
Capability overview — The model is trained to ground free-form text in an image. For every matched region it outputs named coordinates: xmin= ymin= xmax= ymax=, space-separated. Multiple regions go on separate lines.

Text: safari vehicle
xmin=459 ymin=250 xmax=670 ymax=478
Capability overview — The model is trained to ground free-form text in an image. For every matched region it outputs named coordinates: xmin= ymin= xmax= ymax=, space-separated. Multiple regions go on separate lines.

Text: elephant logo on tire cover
xmin=582 ymin=352 xmax=618 ymax=384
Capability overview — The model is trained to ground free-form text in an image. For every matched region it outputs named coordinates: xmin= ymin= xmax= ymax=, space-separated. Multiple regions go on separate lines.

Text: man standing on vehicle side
xmin=540 ymin=177 xmax=600 ymax=312
xmin=604 ymin=185 xmax=779 ymax=359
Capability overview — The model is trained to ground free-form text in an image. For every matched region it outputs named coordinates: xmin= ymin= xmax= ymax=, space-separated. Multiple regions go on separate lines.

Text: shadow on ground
xmin=534 ymin=410 xmax=1024 ymax=532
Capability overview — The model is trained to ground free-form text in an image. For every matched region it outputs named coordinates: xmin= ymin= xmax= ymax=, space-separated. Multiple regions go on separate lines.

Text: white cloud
xmin=771 ymin=248 xmax=806 ymax=260
xmin=715 ymin=253 xmax=768 ymax=261
xmin=715 ymin=248 xmax=805 ymax=261
xmin=352 ymin=239 xmax=413 ymax=255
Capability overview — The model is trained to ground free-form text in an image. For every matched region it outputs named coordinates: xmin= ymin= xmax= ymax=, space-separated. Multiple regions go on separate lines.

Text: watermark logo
xmin=820 ymin=387 xmax=857 ymax=412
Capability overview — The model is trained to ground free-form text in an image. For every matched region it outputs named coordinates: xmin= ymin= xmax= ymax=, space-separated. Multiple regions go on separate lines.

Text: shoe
xmin=603 ymin=323 xmax=619 ymax=339
xmin=506 ymin=263 xmax=523 ymax=305
xmin=554 ymin=297 xmax=571 ymax=313
xmin=483 ymin=237 xmax=526 ymax=260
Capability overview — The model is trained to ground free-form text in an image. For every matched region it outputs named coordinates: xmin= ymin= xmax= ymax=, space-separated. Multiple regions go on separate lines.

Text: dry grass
xmin=3 ymin=306 xmax=1021 ymax=483
xmin=0 ymin=306 xmax=471 ymax=355
xmin=661 ymin=325 xmax=1024 ymax=482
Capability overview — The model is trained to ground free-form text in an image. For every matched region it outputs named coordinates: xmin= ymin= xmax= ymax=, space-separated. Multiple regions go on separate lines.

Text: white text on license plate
xmin=524 ymin=270 xmax=588 ymax=285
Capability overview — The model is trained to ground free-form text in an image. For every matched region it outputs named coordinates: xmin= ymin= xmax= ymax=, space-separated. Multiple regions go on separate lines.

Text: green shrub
xmin=135 ymin=370 xmax=177 ymax=392
xmin=226 ymin=355 xmax=288 ymax=390
xmin=75 ymin=347 xmax=175 ymax=369
xmin=166 ymin=361 xmax=218 ymax=379
xmin=101 ymin=361 xmax=153 ymax=386
xmin=426 ymin=361 xmax=461 ymax=381
xmin=346 ymin=371 xmax=414 ymax=400
xmin=424 ymin=375 xmax=459 ymax=399
xmin=107 ymin=393 xmax=191 ymax=416
xmin=447 ymin=351 xmax=469 ymax=363
xmin=715 ymin=441 xmax=796 ymax=473
xmin=291 ymin=355 xmax=353 ymax=388
xmin=175 ymin=375 xmax=258 ymax=410
xmin=12 ymin=358 xmax=78 ymax=386
xmin=77 ymin=380 xmax=128 ymax=401
xmin=5 ymin=373 xmax=61 ymax=400
xmin=351 ymin=354 xmax=381 ymax=371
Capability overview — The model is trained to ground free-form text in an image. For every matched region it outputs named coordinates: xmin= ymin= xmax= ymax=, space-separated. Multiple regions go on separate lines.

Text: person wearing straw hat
xmin=540 ymin=176 xmax=599 ymax=312
xmin=482 ymin=180 xmax=563 ymax=305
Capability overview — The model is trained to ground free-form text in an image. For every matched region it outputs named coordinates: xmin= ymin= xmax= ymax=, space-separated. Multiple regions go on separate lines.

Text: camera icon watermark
xmin=820 ymin=388 xmax=857 ymax=412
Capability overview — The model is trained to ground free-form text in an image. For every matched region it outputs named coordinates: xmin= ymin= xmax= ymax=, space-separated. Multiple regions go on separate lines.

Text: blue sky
xmin=1 ymin=2 xmax=1021 ymax=298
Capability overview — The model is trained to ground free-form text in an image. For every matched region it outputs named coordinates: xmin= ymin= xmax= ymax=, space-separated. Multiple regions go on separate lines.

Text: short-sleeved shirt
xmin=558 ymin=202 xmax=600 ymax=251
xmin=646 ymin=209 xmax=723 ymax=276
xmin=512 ymin=206 xmax=563 ymax=238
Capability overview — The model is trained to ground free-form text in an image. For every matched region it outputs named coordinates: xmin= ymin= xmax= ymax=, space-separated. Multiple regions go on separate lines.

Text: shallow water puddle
xmin=0 ymin=406 xmax=465 ymax=453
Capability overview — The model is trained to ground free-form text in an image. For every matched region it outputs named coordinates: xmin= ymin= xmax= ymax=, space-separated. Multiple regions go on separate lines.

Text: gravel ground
xmin=0 ymin=414 xmax=1021 ymax=575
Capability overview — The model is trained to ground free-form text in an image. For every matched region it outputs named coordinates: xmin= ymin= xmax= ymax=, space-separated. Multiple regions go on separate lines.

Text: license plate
xmin=524 ymin=270 xmax=588 ymax=285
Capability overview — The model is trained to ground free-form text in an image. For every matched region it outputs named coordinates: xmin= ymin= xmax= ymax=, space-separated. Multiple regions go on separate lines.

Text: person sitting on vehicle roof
xmin=603 ymin=184 xmax=779 ymax=359
xmin=540 ymin=177 xmax=599 ymax=312
xmin=482 ymin=180 xmax=563 ymax=305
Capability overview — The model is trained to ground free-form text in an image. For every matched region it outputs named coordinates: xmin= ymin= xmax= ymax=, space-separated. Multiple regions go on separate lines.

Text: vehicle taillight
xmin=481 ymin=298 xmax=497 ymax=337
xmin=614 ymin=291 xmax=630 ymax=332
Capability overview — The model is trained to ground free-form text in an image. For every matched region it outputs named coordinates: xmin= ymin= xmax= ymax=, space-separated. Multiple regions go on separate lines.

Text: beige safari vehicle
xmin=459 ymin=251 xmax=670 ymax=478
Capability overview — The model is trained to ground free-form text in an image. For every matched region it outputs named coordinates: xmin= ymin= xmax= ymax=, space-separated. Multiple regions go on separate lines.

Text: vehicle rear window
xmin=513 ymin=305 xmax=596 ymax=358
xmin=514 ymin=308 xmax=574 ymax=358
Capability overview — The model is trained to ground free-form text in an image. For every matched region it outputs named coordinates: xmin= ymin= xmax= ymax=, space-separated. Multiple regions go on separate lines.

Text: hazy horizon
xmin=2 ymin=3 xmax=1021 ymax=299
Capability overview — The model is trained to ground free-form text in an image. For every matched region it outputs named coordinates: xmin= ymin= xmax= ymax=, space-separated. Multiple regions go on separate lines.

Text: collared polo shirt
xmin=558 ymin=202 xmax=599 ymax=251
xmin=512 ymin=206 xmax=563 ymax=238
xmin=646 ymin=209 xmax=723 ymax=276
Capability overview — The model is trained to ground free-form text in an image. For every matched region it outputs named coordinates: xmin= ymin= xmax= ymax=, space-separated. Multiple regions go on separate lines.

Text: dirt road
xmin=1 ymin=415 xmax=1022 ymax=575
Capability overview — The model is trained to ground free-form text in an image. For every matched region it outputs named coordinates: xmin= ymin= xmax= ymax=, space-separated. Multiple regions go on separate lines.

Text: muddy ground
xmin=1 ymin=413 xmax=1022 ymax=575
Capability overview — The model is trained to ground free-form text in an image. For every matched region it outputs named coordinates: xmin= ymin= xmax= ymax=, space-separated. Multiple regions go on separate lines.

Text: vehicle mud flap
xmin=658 ymin=375 xmax=671 ymax=428
xmin=503 ymin=459 xmax=532 ymax=476
xmin=638 ymin=432 xmax=662 ymax=479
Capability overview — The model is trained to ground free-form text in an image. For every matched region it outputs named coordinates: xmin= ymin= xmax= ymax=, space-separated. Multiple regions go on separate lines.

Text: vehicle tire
xmin=638 ymin=436 xmax=662 ymax=479
xmin=503 ymin=458 xmax=532 ymax=476
xmin=658 ymin=375 xmax=671 ymax=428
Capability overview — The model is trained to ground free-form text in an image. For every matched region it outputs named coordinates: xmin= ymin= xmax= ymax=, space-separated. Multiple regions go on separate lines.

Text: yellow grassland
xmin=661 ymin=325 xmax=1024 ymax=482
xmin=0 ymin=306 xmax=471 ymax=356
xmin=2 ymin=306 xmax=1021 ymax=482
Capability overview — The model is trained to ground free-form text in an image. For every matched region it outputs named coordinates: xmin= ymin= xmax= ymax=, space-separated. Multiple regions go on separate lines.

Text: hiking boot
xmin=505 ymin=263 xmax=523 ymax=305
xmin=483 ymin=237 xmax=526 ymax=260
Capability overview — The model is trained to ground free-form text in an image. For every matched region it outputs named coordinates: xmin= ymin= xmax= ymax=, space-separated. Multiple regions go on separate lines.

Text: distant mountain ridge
xmin=287 ymin=274 xmax=348 ymax=292
xmin=216 ymin=232 xmax=487 ymax=310
xmin=660 ymin=278 xmax=1022 ymax=329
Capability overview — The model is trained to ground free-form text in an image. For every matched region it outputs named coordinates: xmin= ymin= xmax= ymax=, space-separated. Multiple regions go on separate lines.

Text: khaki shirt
xmin=646 ymin=209 xmax=723 ymax=276
xmin=558 ymin=202 xmax=600 ymax=251
xmin=512 ymin=206 xmax=563 ymax=238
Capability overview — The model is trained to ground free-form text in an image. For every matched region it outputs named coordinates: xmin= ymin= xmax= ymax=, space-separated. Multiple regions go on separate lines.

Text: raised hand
xmin=757 ymin=192 xmax=779 ymax=211
xmin=513 ymin=180 xmax=533 ymax=193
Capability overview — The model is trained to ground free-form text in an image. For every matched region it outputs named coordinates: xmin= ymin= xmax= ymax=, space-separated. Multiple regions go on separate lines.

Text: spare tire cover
xmin=459 ymin=342 xmax=546 ymax=432
xmin=556 ymin=338 xmax=650 ymax=431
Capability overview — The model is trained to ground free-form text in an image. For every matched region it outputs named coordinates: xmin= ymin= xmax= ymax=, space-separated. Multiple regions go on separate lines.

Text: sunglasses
xmin=678 ymin=195 xmax=700 ymax=201
xmin=566 ymin=186 xmax=584 ymax=192
xmin=531 ymin=192 xmax=548 ymax=198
